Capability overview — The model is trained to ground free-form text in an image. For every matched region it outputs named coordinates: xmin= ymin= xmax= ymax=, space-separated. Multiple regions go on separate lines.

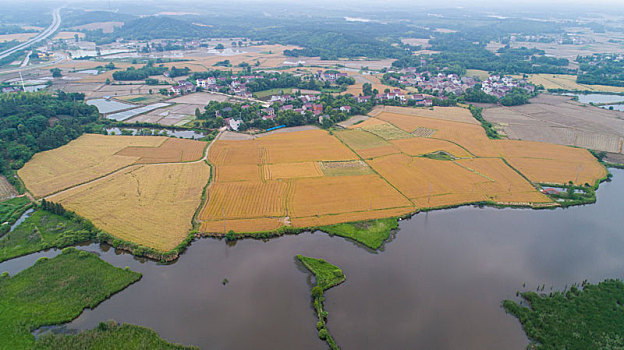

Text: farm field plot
xmin=347 ymin=117 xmax=386 ymax=129
xmin=201 ymin=217 xmax=285 ymax=234
xmin=289 ymin=175 xmax=412 ymax=218
xmin=373 ymin=106 xmax=479 ymax=124
xmin=18 ymin=134 xmax=166 ymax=198
xmin=199 ymin=110 xmax=606 ymax=235
xmin=128 ymin=103 xmax=203 ymax=126
xmin=367 ymin=154 xmax=492 ymax=207
xmin=390 ymin=138 xmax=472 ymax=158
xmin=361 ymin=122 xmax=413 ymax=140
xmin=334 ymin=129 xmax=390 ymax=150
xmin=319 ymin=160 xmax=374 ymax=177
xmin=373 ymin=111 xmax=498 ymax=157
xmin=265 ymin=162 xmax=323 ymax=180
xmin=200 ymin=181 xmax=288 ymax=220
xmin=0 ymin=176 xmax=17 ymax=201
xmin=49 ymin=162 xmax=210 ymax=251
xmin=115 ymin=138 xmax=206 ymax=163
xmin=216 ymin=164 xmax=262 ymax=182
xmin=483 ymin=95 xmax=624 ymax=154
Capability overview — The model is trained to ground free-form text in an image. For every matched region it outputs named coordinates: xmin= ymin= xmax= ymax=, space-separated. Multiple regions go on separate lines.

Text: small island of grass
xmin=297 ymin=255 xmax=346 ymax=350
xmin=503 ymin=279 xmax=624 ymax=349
xmin=319 ymin=218 xmax=398 ymax=250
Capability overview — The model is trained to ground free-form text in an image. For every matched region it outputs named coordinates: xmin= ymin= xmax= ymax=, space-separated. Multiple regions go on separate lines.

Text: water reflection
xmin=2 ymin=170 xmax=622 ymax=349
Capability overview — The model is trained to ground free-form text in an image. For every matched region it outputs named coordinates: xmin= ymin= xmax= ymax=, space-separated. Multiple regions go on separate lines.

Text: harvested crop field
xmin=18 ymin=134 xmax=166 ymax=198
xmin=198 ymin=107 xmax=607 ymax=234
xmin=199 ymin=129 xmax=414 ymax=233
xmin=115 ymin=138 xmax=206 ymax=164
xmin=48 ymin=162 xmax=210 ymax=251
xmin=482 ymin=95 xmax=624 ymax=155
xmin=19 ymin=106 xmax=608 ymax=242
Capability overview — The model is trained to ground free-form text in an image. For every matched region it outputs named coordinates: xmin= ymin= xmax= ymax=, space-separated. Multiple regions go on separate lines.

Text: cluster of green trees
xmin=281 ymin=31 xmax=405 ymax=60
xmin=577 ymin=54 xmax=624 ymax=87
xmin=469 ymin=105 xmax=500 ymax=139
xmin=0 ymin=92 xmax=100 ymax=176
xmin=503 ymin=279 xmax=624 ymax=349
xmin=392 ymin=34 xmax=572 ymax=75
xmin=0 ymin=24 xmax=36 ymax=34
xmin=112 ymin=62 xmax=168 ymax=81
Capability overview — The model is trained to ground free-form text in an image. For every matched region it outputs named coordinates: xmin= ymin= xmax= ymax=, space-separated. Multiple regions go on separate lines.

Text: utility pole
xmin=428 ymin=182 xmax=432 ymax=206
xmin=222 ymin=208 xmax=226 ymax=233
xmin=19 ymin=71 xmax=25 ymax=91
xmin=575 ymin=164 xmax=582 ymax=184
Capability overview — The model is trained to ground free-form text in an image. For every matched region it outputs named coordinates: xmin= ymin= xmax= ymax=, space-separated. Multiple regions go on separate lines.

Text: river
xmin=3 ymin=169 xmax=624 ymax=349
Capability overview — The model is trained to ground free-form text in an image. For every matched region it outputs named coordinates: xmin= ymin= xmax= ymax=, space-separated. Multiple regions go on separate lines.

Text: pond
xmin=3 ymin=170 xmax=623 ymax=349
xmin=562 ymin=92 xmax=624 ymax=104
xmin=105 ymin=127 xmax=206 ymax=139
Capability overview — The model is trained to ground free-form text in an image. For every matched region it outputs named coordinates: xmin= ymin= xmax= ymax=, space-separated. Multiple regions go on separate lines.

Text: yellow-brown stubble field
xmin=48 ymin=162 xmax=210 ymax=251
xmin=198 ymin=129 xmax=416 ymax=233
xmin=18 ymin=105 xmax=609 ymax=246
xmin=18 ymin=134 xmax=206 ymax=198
xmin=199 ymin=105 xmax=606 ymax=234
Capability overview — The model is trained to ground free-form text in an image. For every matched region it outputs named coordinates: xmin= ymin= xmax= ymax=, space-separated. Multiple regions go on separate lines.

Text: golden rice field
xmin=199 ymin=106 xmax=606 ymax=233
xmin=18 ymin=106 xmax=609 ymax=244
xmin=18 ymin=134 xmax=206 ymax=198
xmin=18 ymin=134 xmax=166 ymax=198
xmin=115 ymin=138 xmax=207 ymax=164
xmin=48 ymin=162 xmax=210 ymax=251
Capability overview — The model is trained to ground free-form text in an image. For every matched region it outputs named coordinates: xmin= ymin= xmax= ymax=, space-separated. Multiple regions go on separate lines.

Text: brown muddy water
xmin=4 ymin=169 xmax=624 ymax=349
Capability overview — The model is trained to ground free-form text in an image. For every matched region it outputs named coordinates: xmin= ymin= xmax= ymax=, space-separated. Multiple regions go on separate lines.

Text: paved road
xmin=0 ymin=8 xmax=61 ymax=60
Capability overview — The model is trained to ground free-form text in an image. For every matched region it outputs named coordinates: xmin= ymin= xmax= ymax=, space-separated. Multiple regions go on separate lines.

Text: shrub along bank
xmin=297 ymin=255 xmax=346 ymax=350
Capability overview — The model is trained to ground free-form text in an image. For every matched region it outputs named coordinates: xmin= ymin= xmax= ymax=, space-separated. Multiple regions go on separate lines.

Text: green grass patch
xmin=297 ymin=255 xmax=345 ymax=350
xmin=297 ymin=255 xmax=346 ymax=290
xmin=334 ymin=129 xmax=390 ymax=150
xmin=252 ymin=88 xmax=293 ymax=99
xmin=0 ymin=210 xmax=95 ymax=263
xmin=362 ymin=123 xmax=413 ymax=140
xmin=320 ymin=218 xmax=398 ymax=250
xmin=0 ymin=197 xmax=31 ymax=227
xmin=319 ymin=160 xmax=374 ymax=177
xmin=34 ymin=321 xmax=197 ymax=350
xmin=503 ymin=279 xmax=624 ymax=349
xmin=0 ymin=248 xmax=141 ymax=349
xmin=421 ymin=151 xmax=455 ymax=161
xmin=469 ymin=105 xmax=500 ymax=139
